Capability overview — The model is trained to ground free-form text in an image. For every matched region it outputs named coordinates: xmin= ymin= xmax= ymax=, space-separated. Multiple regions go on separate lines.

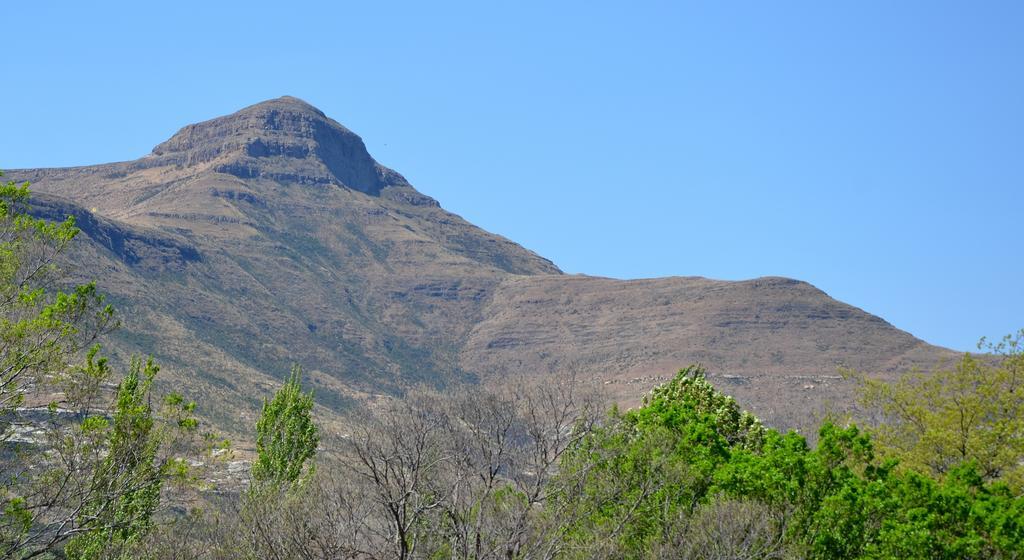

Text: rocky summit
xmin=8 ymin=97 xmax=955 ymax=436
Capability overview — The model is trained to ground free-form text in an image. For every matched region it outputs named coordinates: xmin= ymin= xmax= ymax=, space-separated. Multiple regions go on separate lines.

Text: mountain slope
xmin=461 ymin=275 xmax=947 ymax=427
xmin=7 ymin=97 xmax=955 ymax=433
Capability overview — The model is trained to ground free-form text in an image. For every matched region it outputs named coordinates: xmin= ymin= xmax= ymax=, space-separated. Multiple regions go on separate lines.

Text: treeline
xmin=135 ymin=362 xmax=1024 ymax=560
xmin=2 ymin=175 xmax=1023 ymax=559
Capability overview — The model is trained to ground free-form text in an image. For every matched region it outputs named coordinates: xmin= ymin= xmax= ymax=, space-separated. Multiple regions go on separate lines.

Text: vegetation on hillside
xmin=0 ymin=174 xmax=209 ymax=558
xmin=2 ymin=177 xmax=1021 ymax=558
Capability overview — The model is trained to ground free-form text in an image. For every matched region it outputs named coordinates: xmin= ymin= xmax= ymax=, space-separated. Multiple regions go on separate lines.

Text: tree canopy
xmin=558 ymin=365 xmax=1024 ymax=559
xmin=852 ymin=331 xmax=1024 ymax=491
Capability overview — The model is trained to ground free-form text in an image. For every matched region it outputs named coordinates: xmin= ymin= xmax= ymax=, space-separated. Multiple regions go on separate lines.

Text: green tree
xmin=850 ymin=330 xmax=1024 ymax=490
xmin=1 ymin=171 xmax=114 ymax=555
xmin=718 ymin=422 xmax=1024 ymax=559
xmin=63 ymin=357 xmax=163 ymax=559
xmin=251 ymin=365 xmax=319 ymax=488
xmin=556 ymin=366 xmax=768 ymax=556
xmin=240 ymin=366 xmax=319 ymax=559
xmin=0 ymin=170 xmax=115 ymax=431
xmin=0 ymin=174 xmax=202 ymax=558
xmin=561 ymin=364 xmax=1024 ymax=559
xmin=637 ymin=364 xmax=766 ymax=451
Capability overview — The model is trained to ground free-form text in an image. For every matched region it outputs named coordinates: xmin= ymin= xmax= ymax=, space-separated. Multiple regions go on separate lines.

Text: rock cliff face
xmin=149 ymin=96 xmax=408 ymax=195
xmin=8 ymin=97 xmax=955 ymax=435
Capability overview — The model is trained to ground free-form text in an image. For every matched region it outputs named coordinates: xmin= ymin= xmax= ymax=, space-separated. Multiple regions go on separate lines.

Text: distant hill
xmin=7 ymin=97 xmax=955 ymax=434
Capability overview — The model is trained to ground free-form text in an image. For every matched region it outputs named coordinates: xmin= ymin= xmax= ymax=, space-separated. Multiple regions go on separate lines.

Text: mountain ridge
xmin=6 ymin=97 xmax=956 ymax=434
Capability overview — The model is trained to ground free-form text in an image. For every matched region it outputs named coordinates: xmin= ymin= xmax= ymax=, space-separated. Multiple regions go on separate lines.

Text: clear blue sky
xmin=2 ymin=1 xmax=1021 ymax=351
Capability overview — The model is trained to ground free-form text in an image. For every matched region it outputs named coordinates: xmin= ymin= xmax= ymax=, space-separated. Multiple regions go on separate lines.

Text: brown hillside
xmin=7 ymin=97 xmax=956 ymax=434
xmin=461 ymin=275 xmax=950 ymax=428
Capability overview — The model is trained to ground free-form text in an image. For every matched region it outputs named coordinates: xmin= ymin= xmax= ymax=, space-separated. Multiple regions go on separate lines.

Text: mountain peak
xmin=247 ymin=95 xmax=326 ymax=115
xmin=150 ymin=96 xmax=407 ymax=195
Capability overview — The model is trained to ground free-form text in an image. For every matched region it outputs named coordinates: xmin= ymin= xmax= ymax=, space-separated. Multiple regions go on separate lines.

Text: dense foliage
xmin=559 ymin=366 xmax=1024 ymax=559
xmin=251 ymin=365 xmax=319 ymax=488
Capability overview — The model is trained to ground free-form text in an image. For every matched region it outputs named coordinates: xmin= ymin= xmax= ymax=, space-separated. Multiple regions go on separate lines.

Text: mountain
xmin=7 ymin=97 xmax=955 ymax=434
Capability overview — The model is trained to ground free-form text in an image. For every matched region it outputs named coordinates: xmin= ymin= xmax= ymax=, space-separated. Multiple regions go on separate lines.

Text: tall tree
xmin=62 ymin=357 xmax=163 ymax=559
xmin=251 ymin=365 xmax=319 ymax=488
xmin=1 ymin=170 xmax=114 ymax=556
xmin=241 ymin=366 xmax=320 ymax=560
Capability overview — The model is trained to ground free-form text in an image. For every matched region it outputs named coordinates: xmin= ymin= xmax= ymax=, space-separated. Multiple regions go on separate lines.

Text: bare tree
xmin=339 ymin=392 xmax=452 ymax=559
xmin=309 ymin=374 xmax=606 ymax=560
xmin=142 ymin=374 xmax=605 ymax=560
xmin=433 ymin=375 xmax=603 ymax=560
xmin=654 ymin=498 xmax=798 ymax=560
